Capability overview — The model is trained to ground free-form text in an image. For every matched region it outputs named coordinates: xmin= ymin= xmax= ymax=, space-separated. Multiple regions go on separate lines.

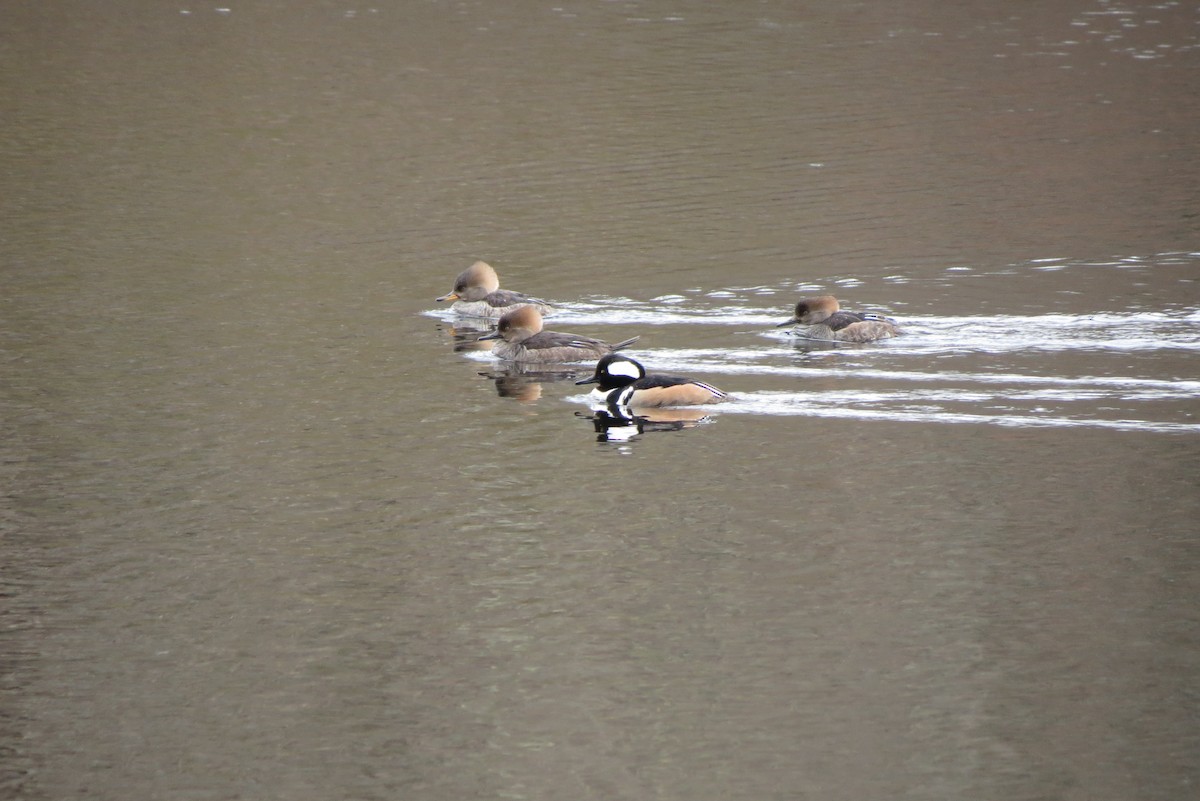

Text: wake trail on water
xmin=433 ymin=287 xmax=1199 ymax=434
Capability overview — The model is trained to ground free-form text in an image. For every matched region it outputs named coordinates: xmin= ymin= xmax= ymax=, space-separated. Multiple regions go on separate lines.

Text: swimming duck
xmin=477 ymin=306 xmax=639 ymax=363
xmin=576 ymin=354 xmax=728 ymax=407
xmin=436 ymin=261 xmax=553 ymax=318
xmin=776 ymin=295 xmax=900 ymax=342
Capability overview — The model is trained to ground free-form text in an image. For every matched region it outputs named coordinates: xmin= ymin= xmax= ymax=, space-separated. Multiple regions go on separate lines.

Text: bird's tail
xmin=611 ymin=336 xmax=640 ymax=352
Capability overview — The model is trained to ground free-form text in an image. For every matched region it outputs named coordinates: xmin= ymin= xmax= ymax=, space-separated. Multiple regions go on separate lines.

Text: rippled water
xmin=5 ymin=1 xmax=1200 ymax=800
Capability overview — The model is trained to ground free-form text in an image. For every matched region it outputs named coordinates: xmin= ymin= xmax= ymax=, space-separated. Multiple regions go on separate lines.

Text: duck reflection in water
xmin=478 ymin=363 xmax=586 ymax=403
xmin=440 ymin=321 xmax=496 ymax=353
xmin=577 ymin=406 xmax=715 ymax=442
xmin=776 ymin=295 xmax=900 ymax=342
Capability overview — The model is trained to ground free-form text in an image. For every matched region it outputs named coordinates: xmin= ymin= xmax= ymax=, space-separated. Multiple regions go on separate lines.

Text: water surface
xmin=3 ymin=1 xmax=1198 ymax=800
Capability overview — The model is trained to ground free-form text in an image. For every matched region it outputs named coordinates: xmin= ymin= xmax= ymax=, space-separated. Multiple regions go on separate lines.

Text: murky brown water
xmin=3 ymin=1 xmax=1198 ymax=799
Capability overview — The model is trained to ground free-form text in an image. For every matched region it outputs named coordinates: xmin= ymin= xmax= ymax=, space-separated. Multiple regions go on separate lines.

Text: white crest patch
xmin=605 ymin=359 xmax=642 ymax=380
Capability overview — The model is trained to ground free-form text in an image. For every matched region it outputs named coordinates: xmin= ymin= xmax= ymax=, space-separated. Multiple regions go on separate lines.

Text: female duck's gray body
xmin=576 ymin=354 xmax=728 ymax=407
xmin=777 ymin=295 xmax=900 ymax=342
xmin=479 ymin=306 xmax=639 ymax=363
xmin=436 ymin=260 xmax=553 ymax=318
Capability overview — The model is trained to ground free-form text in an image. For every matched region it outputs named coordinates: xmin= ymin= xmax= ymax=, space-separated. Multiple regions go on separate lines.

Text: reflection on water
xmin=439 ymin=321 xmax=496 ymax=353
xmin=479 ymin=364 xmax=587 ymax=403
xmin=576 ymin=407 xmax=716 ymax=443
xmin=1066 ymin=0 xmax=1200 ymax=61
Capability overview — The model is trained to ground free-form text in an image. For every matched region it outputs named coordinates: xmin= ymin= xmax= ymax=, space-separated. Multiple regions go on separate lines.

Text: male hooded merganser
xmin=477 ymin=306 xmax=639 ymax=363
xmin=435 ymin=261 xmax=553 ymax=318
xmin=576 ymin=354 xmax=728 ymax=407
xmin=776 ymin=295 xmax=900 ymax=342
